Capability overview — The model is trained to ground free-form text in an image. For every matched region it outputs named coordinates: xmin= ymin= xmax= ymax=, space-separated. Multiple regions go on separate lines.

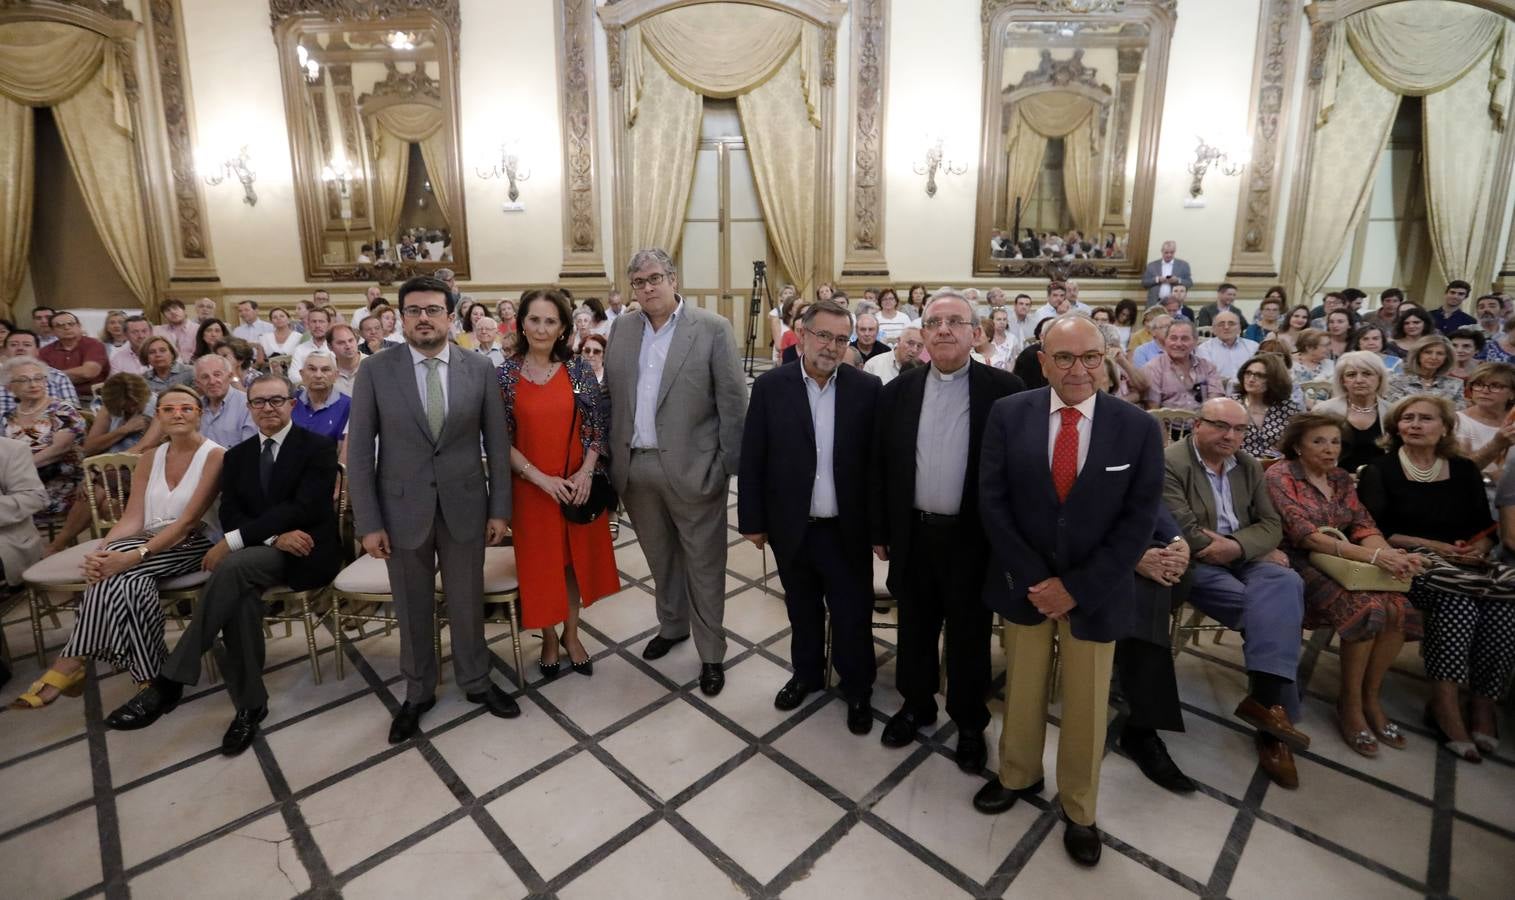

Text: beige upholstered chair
xmin=259 ymin=464 xmax=347 ymax=684
xmin=329 ymin=554 xmax=403 ymax=681
xmin=436 ymin=546 xmax=525 ymax=683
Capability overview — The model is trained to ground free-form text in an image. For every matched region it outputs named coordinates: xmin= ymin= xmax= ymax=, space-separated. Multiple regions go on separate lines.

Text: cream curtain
xmin=1424 ymin=48 xmax=1503 ymax=282
xmin=1003 ymin=92 xmax=1103 ymax=234
xmin=1061 ymin=117 xmax=1102 ymax=234
xmin=1003 ymin=113 xmax=1047 ymax=226
xmin=366 ymin=102 xmax=460 ymax=246
xmin=628 ymin=48 xmax=701 ymax=256
xmin=367 ymin=125 xmax=409 ymax=245
xmin=737 ymin=50 xmax=816 ymax=297
xmin=0 ymin=98 xmax=33 ymax=314
xmin=0 ymin=21 xmax=131 ymax=132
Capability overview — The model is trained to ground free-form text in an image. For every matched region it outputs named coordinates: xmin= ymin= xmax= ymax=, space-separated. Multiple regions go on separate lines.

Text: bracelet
xmin=1335 ymin=539 xmax=1343 ymax=558
xmin=1370 ymin=548 xmax=1382 ymax=566
xmin=520 ymin=462 xmax=534 ymax=476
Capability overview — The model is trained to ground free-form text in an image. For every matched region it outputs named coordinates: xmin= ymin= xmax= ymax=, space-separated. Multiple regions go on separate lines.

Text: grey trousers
xmin=161 ymin=546 xmax=286 ymax=712
xmin=621 ymin=451 xmax=728 ymax=663
xmin=388 ymin=504 xmax=490 ymax=702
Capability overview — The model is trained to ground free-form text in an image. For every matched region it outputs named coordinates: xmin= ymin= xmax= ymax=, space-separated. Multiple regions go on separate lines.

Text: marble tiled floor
xmin=2 ymin=492 xmax=1513 ymax=899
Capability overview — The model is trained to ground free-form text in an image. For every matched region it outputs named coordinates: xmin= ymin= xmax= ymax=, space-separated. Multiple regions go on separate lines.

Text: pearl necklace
xmin=1348 ymin=401 xmax=1377 ymax=415
xmin=1398 ymin=447 xmax=1443 ymax=483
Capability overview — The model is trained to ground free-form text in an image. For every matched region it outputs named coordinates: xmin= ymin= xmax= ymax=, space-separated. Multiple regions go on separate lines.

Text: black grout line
xmin=1425 ymin=745 xmax=1458 ymax=897
xmin=1203 ymin=768 xmax=1271 ymax=896
xmin=83 ymin=661 xmax=128 ymax=900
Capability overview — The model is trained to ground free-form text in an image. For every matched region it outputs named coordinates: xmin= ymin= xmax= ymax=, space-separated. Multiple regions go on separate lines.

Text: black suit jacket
xmin=738 ymin=361 xmax=879 ymax=576
xmin=219 ymin=425 xmax=342 ymax=591
xmin=871 ymin=361 xmax=1023 ymax=595
xmin=979 ymin=388 xmax=1164 ymax=642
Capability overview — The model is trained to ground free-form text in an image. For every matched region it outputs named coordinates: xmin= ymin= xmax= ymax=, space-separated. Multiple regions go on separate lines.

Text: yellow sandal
xmin=9 ymin=668 xmax=86 ymax=710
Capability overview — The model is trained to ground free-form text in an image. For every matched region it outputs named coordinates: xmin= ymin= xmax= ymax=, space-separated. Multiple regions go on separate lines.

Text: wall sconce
xmin=296 ymin=45 xmax=319 ymax=82
xmin=1187 ymin=136 xmax=1248 ymax=199
xmin=321 ymin=155 xmax=355 ymax=219
xmin=913 ymin=137 xmax=966 ymax=198
xmin=477 ymin=142 xmax=531 ymax=204
xmin=199 ymin=146 xmax=257 ymax=207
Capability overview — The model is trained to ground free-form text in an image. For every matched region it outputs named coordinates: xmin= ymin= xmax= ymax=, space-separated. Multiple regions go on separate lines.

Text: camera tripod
xmin=743 ymin=260 xmax=774 ymax=378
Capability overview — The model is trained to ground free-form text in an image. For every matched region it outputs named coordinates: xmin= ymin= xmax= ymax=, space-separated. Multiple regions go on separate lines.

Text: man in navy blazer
xmin=739 ymin=300 xmax=879 ymax=735
xmin=973 ymin=316 xmax=1164 ymax=867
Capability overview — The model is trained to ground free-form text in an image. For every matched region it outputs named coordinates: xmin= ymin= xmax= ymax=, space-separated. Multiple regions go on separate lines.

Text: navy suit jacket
xmin=738 ymin=361 xmax=879 ymax=576
xmin=979 ymin=388 xmax=1165 ymax=642
xmin=219 ymin=425 xmax=342 ymax=591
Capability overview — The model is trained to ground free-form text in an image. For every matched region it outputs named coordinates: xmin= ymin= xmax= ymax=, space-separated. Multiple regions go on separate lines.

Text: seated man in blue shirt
xmin=196 ymin=355 xmax=256 ymax=449
xmin=292 ymin=350 xmax=350 ymax=452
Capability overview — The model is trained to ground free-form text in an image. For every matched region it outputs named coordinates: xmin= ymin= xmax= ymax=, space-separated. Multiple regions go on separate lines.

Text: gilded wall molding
xmin=842 ymin=0 xmax=889 ymax=277
xmin=1225 ymin=0 xmax=1299 ymax=278
xmin=268 ymin=0 xmax=459 ymax=34
xmin=555 ymin=0 xmax=606 ymax=282
xmin=147 ymin=0 xmax=208 ymax=261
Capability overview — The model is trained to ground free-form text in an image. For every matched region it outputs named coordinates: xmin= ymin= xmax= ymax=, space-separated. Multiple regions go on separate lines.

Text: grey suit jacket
xmin=605 ymin=300 xmax=747 ymax=504
xmin=0 ymin=437 xmax=45 ymax=585
xmin=347 ymin=341 xmax=511 ymax=550
xmin=1142 ymin=258 xmax=1193 ymax=306
xmin=1163 ymin=437 xmax=1281 ymax=562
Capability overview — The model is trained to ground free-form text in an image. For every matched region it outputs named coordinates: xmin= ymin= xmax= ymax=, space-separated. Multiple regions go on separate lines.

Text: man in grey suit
xmin=1142 ymin=240 xmax=1193 ymax=307
xmin=0 ymin=435 xmax=46 ymax=688
xmin=606 ymin=248 xmax=747 ymax=696
xmin=348 ymin=275 xmax=518 ymax=744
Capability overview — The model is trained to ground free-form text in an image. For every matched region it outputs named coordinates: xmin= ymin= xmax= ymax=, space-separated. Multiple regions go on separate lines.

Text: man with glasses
xmin=103 ymin=374 xmax=343 ymax=755
xmin=1164 ymin=397 xmax=1309 ymax=789
xmin=1195 ymin=310 xmax=1257 ymax=382
xmin=605 ymin=248 xmax=747 ymax=697
xmin=348 ymin=274 xmax=517 ymax=743
xmin=863 ymin=326 xmax=924 ymax=385
xmin=37 ymin=310 xmax=110 ymax=392
xmin=873 ymin=290 xmax=1023 ymax=770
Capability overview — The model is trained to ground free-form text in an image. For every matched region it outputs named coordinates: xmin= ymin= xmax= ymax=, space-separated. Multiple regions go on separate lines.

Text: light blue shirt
xmin=632 ymin=299 xmax=684 ymax=449
xmin=801 ymin=367 xmax=838 ymax=517
xmin=1193 ymin=442 xmax=1239 ymax=535
xmin=409 ymin=343 xmax=450 ymax=419
xmin=199 ymin=388 xmax=257 ymax=449
xmin=1132 ymin=340 xmax=1165 ymax=369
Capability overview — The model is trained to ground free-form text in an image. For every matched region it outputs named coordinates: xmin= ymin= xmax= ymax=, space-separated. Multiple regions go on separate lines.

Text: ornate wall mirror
xmin=271 ymin=1 xmax=467 ymax=281
xmin=974 ymin=1 xmax=1176 ymax=278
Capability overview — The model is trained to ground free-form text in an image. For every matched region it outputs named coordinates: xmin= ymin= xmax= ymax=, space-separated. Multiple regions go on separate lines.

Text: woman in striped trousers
xmin=12 ymin=386 xmax=225 ymax=709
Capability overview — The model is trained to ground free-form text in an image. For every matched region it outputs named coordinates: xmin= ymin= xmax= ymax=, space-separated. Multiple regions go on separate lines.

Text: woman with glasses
xmin=1244 ymin=293 xmax=1286 ymax=343
xmin=580 ymin=333 xmax=608 ymax=384
xmin=1455 ymin=362 xmax=1515 ymax=476
xmin=11 ymin=385 xmax=224 ymax=710
xmin=1 ymin=357 xmax=85 ymax=532
xmin=1233 ymin=353 xmax=1298 ymax=458
xmin=1314 ymin=351 xmax=1393 ymax=474
xmin=1387 ymin=334 xmax=1464 ymax=407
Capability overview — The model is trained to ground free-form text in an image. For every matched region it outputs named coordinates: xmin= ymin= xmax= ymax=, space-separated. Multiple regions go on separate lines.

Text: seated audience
xmin=862 ymin=326 xmax=923 ymax=385
xmin=291 ymin=350 xmax=351 ymax=449
xmin=1 ymin=330 xmax=81 ymax=413
xmin=1358 ymin=395 xmax=1511 ymax=762
xmin=324 ymin=324 xmax=362 ymax=396
xmin=457 ymin=300 xmax=487 ymax=349
xmin=1142 ymin=319 xmax=1222 ymax=411
xmin=1387 ymin=307 xmax=1434 ymax=358
xmin=1290 ymin=329 xmax=1335 ymax=404
xmin=1314 ymin=351 xmax=1393 ymax=474
xmin=1347 ymin=323 xmax=1403 ymax=374
xmin=1369 ymin=288 xmax=1403 ymax=331
xmin=1447 ymin=327 xmax=1484 ymax=381
xmin=216 ymin=337 xmax=258 ymax=388
xmin=288 ymin=307 xmax=333 ymax=381
xmin=1243 ymin=294 xmax=1285 ymax=343
xmin=196 ymin=355 xmax=256 ymax=450
xmin=1096 ymin=322 xmax=1146 ymax=404
xmin=140 ymin=336 xmax=195 ymax=394
xmin=154 ymin=299 xmax=197 ymax=361
xmin=357 ymin=315 xmax=388 ymax=356
xmin=258 ymin=306 xmax=303 ymax=360
xmin=1164 ymin=398 xmax=1309 ymax=788
xmin=1195 ymin=310 xmax=1258 ymax=382
xmin=231 ymin=299 xmax=274 ymax=342
xmin=1233 ymin=353 xmax=1298 ymax=458
xmin=985 ymin=308 xmax=1017 ymax=369
xmin=99 ymin=311 xmax=129 ymax=351
xmin=1130 ymin=312 xmax=1172 ymax=368
xmin=1160 ymin=285 xmax=1196 ymax=324
xmin=1473 ymin=293 xmax=1503 ymax=345
xmin=1479 ymin=315 xmax=1515 ymax=363
xmin=1387 ymin=334 xmax=1463 ymax=407
xmin=1110 ymin=299 xmax=1138 ymax=348
xmin=580 ymin=333 xmax=607 ymax=384
xmin=192 ymin=318 xmax=229 ymax=360
xmin=0 ymin=433 xmax=47 ymax=684
xmin=1196 ymin=283 xmax=1249 ymax=329
xmin=1430 ymin=280 xmax=1476 ymax=335
xmin=1455 ymin=362 xmax=1515 ymax=476
xmin=1274 ymin=304 xmax=1313 ymax=351
xmin=2 ymin=357 xmax=84 ymax=531
xmin=38 ymin=311 xmax=109 ymax=393
xmin=10 ymin=385 xmax=223 ymax=709
xmin=108 ymin=316 xmax=154 ymax=378
xmin=1267 ymin=413 xmax=1427 ymax=758
xmin=852 ymin=313 xmax=889 ymax=364
xmin=31 ymin=307 xmax=54 ymax=346
xmin=875 ymin=288 xmax=914 ymax=344
xmin=472 ymin=316 xmax=506 ymax=366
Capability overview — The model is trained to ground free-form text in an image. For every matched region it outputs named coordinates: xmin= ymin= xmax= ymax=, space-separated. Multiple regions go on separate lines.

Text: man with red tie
xmin=972 ymin=315 xmax=1164 ymax=867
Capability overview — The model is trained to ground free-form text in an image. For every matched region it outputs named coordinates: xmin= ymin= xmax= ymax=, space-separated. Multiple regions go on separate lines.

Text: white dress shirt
xmin=1195 ymin=336 xmax=1259 ymax=381
xmin=232 ymin=319 xmax=274 ymax=342
xmin=224 ymin=419 xmax=294 ymax=551
xmin=632 ymin=300 xmax=684 ymax=449
xmin=289 ymin=338 xmax=331 ymax=383
xmin=801 ymin=367 xmax=838 ymax=517
xmin=1048 ymin=390 xmax=1097 ymax=475
xmin=863 ymin=351 xmax=902 ymax=385
xmin=1159 ymin=260 xmax=1175 ymax=299
xmin=410 ymin=343 xmax=451 ymax=419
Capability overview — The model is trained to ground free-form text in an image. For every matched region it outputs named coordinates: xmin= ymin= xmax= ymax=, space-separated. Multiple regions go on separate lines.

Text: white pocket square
xmin=1105 ymin=463 xmax=1131 ymax=472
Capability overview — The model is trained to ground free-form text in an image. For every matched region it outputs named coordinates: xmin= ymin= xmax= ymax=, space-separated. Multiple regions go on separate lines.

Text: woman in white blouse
xmin=258 ymin=306 xmax=303 ymax=359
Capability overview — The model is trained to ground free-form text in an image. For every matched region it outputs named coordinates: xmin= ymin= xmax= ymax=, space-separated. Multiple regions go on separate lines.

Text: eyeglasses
xmin=1048 ymin=351 xmax=1105 ymax=370
xmin=804 ymin=329 xmax=851 ymax=348
xmin=402 ymin=305 xmax=449 ymax=319
xmin=1198 ymin=417 xmax=1251 ymax=436
xmin=248 ymin=396 xmax=292 ymax=409
xmin=1241 ymin=370 xmax=1267 ymax=380
xmin=1469 ymin=381 xmax=1511 ymax=392
xmin=8 ymin=375 xmax=46 ymax=386
xmin=921 ymin=316 xmax=972 ymax=331
xmin=629 ymin=272 xmax=668 ymax=291
xmin=581 ymin=348 xmax=603 ymax=356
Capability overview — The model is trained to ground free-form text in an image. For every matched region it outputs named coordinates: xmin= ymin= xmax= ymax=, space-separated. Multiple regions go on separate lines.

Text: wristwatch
xmin=136 ymin=546 xmax=150 ymax=561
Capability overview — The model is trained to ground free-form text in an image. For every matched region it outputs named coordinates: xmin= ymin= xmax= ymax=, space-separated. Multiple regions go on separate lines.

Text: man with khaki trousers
xmin=974 ymin=317 xmax=1164 ymax=867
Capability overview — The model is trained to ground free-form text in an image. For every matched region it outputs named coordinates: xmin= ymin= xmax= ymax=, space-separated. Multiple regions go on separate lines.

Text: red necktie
xmin=1052 ymin=406 xmax=1082 ymax=503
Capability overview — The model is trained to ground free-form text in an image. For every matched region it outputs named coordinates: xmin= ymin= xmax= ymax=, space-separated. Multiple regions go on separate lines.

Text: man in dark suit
xmin=739 ymin=300 xmax=880 ymax=735
xmin=1142 ymin=240 xmax=1193 ymax=307
xmin=103 ymin=374 xmax=342 ymax=755
xmin=872 ymin=290 xmax=1023 ymax=770
xmin=973 ymin=316 xmax=1164 ymax=867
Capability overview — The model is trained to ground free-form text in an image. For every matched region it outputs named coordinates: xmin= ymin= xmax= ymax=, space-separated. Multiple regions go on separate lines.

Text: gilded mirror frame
xmin=269 ymin=0 xmax=468 ymax=282
xmin=973 ymin=0 xmax=1176 ymax=279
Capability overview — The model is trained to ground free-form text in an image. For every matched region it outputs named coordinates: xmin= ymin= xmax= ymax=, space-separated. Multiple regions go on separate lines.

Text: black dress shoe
xmin=1062 ymin=815 xmax=1103 ymax=867
xmin=972 ymin=777 xmax=1044 ymax=814
xmin=468 ymin=684 xmax=522 ymax=719
xmin=955 ymin=730 xmax=988 ymax=773
xmin=846 ymin=698 xmax=873 ymax=735
xmin=699 ymin=663 xmax=725 ymax=697
xmin=388 ymin=697 xmax=436 ymax=744
xmin=221 ymin=706 xmax=268 ymax=756
xmin=642 ymin=634 xmax=689 ymax=660
xmin=774 ymin=677 xmax=817 ymax=711
xmin=880 ymin=709 xmax=937 ymax=748
xmin=1120 ymin=728 xmax=1196 ymax=795
xmin=537 ymin=658 xmax=561 ymax=681
xmin=105 ymin=677 xmax=184 ymax=731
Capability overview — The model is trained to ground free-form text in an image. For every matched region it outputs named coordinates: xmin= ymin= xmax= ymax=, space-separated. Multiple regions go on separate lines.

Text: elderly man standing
xmin=1142 ymin=240 xmax=1192 ymax=306
xmin=1164 ymin=398 xmax=1309 ymax=788
xmin=196 ymin=355 xmax=256 ymax=449
xmin=109 ymin=316 xmax=154 ymax=377
xmin=1142 ymin=320 xmax=1223 ymax=411
xmin=873 ymin=290 xmax=1023 ymax=769
xmin=606 ymin=249 xmax=747 ymax=696
xmin=863 ymin=326 xmax=923 ymax=386
xmin=38 ymin=311 xmax=109 ymax=393
xmin=1195 ymin=311 xmax=1258 ymax=382
xmin=974 ymin=316 xmax=1163 ymax=866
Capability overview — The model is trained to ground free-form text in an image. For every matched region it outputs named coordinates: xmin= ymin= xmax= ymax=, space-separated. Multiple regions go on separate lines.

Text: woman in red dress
xmin=497 ymin=289 xmax=620 ymax=680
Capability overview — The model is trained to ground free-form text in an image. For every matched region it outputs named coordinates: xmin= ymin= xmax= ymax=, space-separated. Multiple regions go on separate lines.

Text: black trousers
xmin=775 ymin=519 xmax=875 ymax=701
xmin=1114 ymin=638 xmax=1185 ymax=732
xmin=161 ymin=546 xmax=288 ymax=711
xmin=895 ymin=516 xmax=991 ymax=732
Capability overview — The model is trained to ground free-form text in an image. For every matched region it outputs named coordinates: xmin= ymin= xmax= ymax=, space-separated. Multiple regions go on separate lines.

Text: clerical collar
xmin=930 ymin=362 xmax=968 ymax=382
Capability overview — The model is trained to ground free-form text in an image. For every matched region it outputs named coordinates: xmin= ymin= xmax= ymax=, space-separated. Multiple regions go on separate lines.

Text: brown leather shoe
xmin=1256 ymin=733 xmax=1299 ymax=789
xmin=1235 ymin=696 xmax=1311 ymax=751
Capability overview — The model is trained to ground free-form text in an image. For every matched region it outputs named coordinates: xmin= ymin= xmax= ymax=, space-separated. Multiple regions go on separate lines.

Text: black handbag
xmin=559 ymin=398 xmax=616 ymax=525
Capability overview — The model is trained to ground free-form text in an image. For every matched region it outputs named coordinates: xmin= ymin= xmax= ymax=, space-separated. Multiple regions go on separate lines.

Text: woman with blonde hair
xmin=1386 ymin=334 xmax=1464 ymax=407
xmin=1314 ymin=351 xmax=1392 ymax=473
xmin=1455 ymin=361 xmax=1515 ymax=474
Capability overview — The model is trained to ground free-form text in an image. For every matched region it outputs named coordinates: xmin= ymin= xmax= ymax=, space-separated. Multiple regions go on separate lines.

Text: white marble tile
xmin=722 ymin=588 xmax=792 ymax=645
xmin=0 ymin=737 xmax=92 ymax=835
xmin=1162 ymin=712 xmax=1268 ymax=801
xmin=698 ymin=653 xmax=804 ymax=739
xmin=128 ymin=812 xmax=308 ymax=900
xmin=104 ymin=689 xmax=243 ymax=787
xmin=343 ymin=816 xmax=527 ymax=900
xmin=1450 ymin=818 xmax=1515 ymax=900
xmin=679 ymin=753 xmax=843 ymax=884
xmin=301 ymin=749 xmax=459 ymax=875
xmin=1174 ymin=651 xmax=1249 ymax=722
xmin=430 ymin=696 xmax=576 ymax=797
xmin=1291 ymin=695 xmax=1438 ymax=799
xmin=259 ymin=650 xmax=372 ymax=728
xmin=785 ymin=820 xmax=971 ymax=900
xmin=485 ymin=750 xmax=649 ymax=880
xmin=599 ymin=696 xmax=745 ymax=801
xmin=613 ymin=544 xmax=652 ymax=581
xmin=558 ymin=820 xmax=745 ymax=900
xmin=772 ymin=697 xmax=903 ymax=801
xmin=1004 ymin=830 xmax=1193 ymax=899
xmin=0 ymin=806 xmax=101 ymax=898
xmin=535 ymin=654 xmax=667 ymax=736
xmin=1452 ymin=751 xmax=1515 ymax=833
xmin=577 ymin=586 xmax=660 ymax=643
xmin=1094 ymin=749 xmax=1237 ymax=884
xmin=115 ymin=750 xmax=276 ymax=868
xmin=873 ymin=752 xmax=1036 ymax=884
xmin=0 ymin=689 xmax=89 ymax=766
xmin=1229 ymin=820 xmax=1421 ymax=900
xmin=264 ymin=693 xmax=395 ymax=792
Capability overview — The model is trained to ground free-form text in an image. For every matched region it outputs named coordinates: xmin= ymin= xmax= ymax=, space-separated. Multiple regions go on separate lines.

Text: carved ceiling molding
xmin=267 ymin=0 xmax=459 ymax=33
xmin=1008 ymin=49 xmax=1109 ymax=94
xmin=359 ymin=62 xmax=442 ymax=105
xmin=147 ymin=0 xmax=206 ymax=260
xmin=981 ymin=0 xmax=1174 ymax=58
xmin=556 ymin=0 xmax=604 ymax=279
xmin=843 ymin=0 xmax=888 ymax=270
xmin=1226 ymin=0 xmax=1297 ymax=277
